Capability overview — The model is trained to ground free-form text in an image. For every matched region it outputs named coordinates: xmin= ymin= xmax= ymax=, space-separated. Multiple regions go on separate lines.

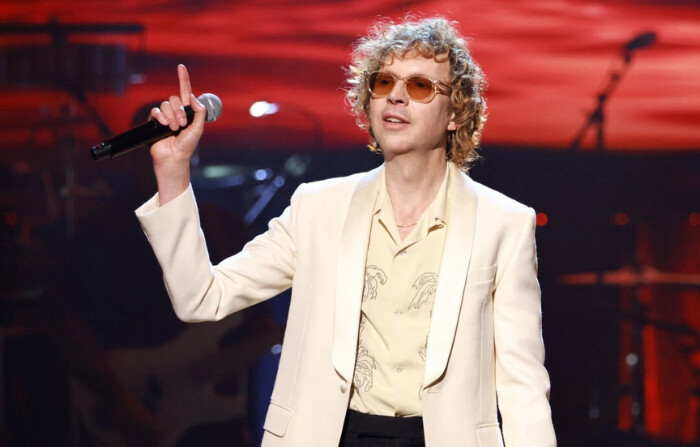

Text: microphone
xmin=90 ymin=93 xmax=222 ymax=161
xmin=623 ymin=32 xmax=657 ymax=53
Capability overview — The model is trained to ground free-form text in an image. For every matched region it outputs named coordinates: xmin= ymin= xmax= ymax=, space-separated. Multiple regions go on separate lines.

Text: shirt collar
xmin=374 ymin=164 xmax=449 ymax=213
xmin=374 ymin=163 xmax=450 ymax=240
xmin=426 ymin=164 xmax=449 ymax=228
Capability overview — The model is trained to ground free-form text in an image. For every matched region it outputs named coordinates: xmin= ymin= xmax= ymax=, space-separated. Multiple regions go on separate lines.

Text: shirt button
xmin=340 ymin=382 xmax=348 ymax=393
xmin=394 ymin=310 xmax=401 ymax=317
xmin=396 ymin=367 xmax=404 ymax=373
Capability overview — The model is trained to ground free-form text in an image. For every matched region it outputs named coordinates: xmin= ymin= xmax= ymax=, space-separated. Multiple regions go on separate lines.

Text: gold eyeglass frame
xmin=366 ymin=71 xmax=451 ymax=103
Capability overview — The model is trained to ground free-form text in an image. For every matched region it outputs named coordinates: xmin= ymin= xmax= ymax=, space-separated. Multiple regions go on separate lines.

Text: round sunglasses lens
xmin=406 ymin=77 xmax=433 ymax=101
xmin=370 ymin=73 xmax=395 ymax=96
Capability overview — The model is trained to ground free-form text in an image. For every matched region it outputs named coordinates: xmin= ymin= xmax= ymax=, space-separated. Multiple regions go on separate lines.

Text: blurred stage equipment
xmin=558 ymin=263 xmax=700 ymax=437
xmin=71 ymin=311 xmax=284 ymax=447
xmin=0 ymin=19 xmax=146 ymax=235
xmin=244 ymin=101 xmax=319 ymax=226
xmin=565 ymin=31 xmax=669 ymax=435
xmin=570 ymin=31 xmax=657 ymax=153
xmin=243 ymin=154 xmax=311 ymax=226
xmin=623 ymin=32 xmax=657 ymax=59
xmin=0 ymin=18 xmax=145 ymax=97
xmin=558 ymin=265 xmax=700 ymax=288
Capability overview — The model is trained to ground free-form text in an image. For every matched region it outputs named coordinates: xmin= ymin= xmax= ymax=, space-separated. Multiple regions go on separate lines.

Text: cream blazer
xmin=136 ymin=162 xmax=556 ymax=447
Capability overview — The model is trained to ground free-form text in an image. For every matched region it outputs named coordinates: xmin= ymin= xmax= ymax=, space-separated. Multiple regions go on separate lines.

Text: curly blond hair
xmin=345 ymin=16 xmax=487 ymax=171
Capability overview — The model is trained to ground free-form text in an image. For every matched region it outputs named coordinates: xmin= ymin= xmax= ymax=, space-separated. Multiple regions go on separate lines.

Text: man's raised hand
xmin=148 ymin=64 xmax=208 ymax=205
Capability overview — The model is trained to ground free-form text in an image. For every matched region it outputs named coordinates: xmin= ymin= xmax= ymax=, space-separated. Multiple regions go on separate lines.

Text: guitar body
xmin=71 ymin=311 xmax=284 ymax=446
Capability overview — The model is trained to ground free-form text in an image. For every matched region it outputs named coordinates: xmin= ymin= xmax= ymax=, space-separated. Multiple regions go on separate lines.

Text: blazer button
xmin=340 ymin=381 xmax=348 ymax=393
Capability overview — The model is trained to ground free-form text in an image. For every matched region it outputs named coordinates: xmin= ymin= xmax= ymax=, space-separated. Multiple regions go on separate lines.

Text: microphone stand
xmin=567 ymin=38 xmax=653 ymax=438
xmin=569 ymin=50 xmax=637 ymax=154
xmin=569 ymin=32 xmax=656 ymax=437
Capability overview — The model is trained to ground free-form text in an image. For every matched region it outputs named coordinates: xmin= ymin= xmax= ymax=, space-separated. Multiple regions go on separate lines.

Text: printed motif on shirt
xmin=353 ymin=314 xmax=376 ymax=391
xmin=408 ymin=272 xmax=437 ymax=310
xmin=418 ymin=335 xmax=428 ymax=362
xmin=362 ymin=265 xmax=387 ymax=302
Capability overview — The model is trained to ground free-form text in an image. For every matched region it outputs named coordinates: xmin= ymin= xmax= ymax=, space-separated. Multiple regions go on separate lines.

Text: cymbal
xmin=190 ymin=164 xmax=255 ymax=189
xmin=615 ymin=312 xmax=700 ymax=339
xmin=558 ymin=265 xmax=700 ymax=288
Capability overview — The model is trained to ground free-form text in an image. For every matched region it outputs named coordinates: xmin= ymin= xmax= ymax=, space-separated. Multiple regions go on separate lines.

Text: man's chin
xmin=380 ymin=146 xmax=414 ymax=159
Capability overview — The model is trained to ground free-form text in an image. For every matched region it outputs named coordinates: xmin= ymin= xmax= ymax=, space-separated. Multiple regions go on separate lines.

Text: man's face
xmin=368 ymin=52 xmax=456 ymax=159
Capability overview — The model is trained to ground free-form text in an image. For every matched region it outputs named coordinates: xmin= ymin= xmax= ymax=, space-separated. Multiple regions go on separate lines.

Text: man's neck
xmin=384 ymin=151 xmax=447 ymax=230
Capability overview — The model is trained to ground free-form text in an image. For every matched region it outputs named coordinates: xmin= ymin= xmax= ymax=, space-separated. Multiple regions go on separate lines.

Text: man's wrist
xmin=154 ymin=161 xmax=190 ymax=206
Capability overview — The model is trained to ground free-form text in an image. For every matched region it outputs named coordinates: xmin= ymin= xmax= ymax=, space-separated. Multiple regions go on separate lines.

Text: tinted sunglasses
xmin=367 ymin=71 xmax=451 ymax=103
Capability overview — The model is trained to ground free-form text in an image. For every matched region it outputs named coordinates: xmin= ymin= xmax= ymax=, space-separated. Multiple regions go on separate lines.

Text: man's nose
xmin=387 ymin=80 xmax=408 ymax=104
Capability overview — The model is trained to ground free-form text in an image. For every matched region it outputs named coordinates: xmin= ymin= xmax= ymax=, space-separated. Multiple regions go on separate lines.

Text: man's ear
xmin=447 ymin=112 xmax=458 ymax=131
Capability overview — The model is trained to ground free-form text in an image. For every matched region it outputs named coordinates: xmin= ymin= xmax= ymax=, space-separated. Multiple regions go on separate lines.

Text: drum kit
xmin=563 ymin=28 xmax=699 ymax=441
xmin=558 ymin=263 xmax=700 ymax=438
xmin=0 ymin=18 xmax=147 ymax=238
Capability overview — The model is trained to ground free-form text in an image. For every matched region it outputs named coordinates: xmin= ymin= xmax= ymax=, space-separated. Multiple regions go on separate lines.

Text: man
xmin=136 ymin=16 xmax=556 ymax=447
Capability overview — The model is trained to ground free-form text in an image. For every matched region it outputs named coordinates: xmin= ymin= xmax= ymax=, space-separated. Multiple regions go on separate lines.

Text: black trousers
xmin=338 ymin=410 xmax=426 ymax=447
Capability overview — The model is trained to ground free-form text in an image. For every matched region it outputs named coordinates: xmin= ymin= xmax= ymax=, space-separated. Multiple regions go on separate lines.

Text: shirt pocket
xmin=263 ymin=400 xmax=294 ymax=438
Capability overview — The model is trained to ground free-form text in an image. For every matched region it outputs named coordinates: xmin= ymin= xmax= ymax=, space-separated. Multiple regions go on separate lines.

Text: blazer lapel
xmin=423 ymin=163 xmax=478 ymax=389
xmin=332 ymin=165 xmax=384 ymax=385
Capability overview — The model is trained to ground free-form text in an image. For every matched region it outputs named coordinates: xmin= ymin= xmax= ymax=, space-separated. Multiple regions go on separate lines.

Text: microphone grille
xmin=197 ymin=93 xmax=223 ymax=123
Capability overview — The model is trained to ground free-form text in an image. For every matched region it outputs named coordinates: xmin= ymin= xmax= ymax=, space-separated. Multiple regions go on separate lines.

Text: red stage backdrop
xmin=1 ymin=0 xmax=699 ymax=156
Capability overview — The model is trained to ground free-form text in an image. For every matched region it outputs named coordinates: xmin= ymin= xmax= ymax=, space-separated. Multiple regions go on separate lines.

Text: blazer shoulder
xmin=297 ymin=168 xmax=375 ymax=199
xmin=468 ymin=176 xmax=534 ymax=218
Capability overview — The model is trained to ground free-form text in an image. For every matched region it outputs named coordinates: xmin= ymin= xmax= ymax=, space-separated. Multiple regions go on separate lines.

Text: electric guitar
xmin=71 ymin=311 xmax=284 ymax=446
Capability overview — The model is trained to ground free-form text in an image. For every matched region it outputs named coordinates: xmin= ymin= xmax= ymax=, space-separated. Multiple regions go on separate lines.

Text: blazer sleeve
xmin=135 ymin=183 xmax=301 ymax=322
xmin=493 ymin=208 xmax=557 ymax=446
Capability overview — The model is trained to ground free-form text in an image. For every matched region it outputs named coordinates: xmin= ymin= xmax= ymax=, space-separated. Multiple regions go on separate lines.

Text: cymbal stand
xmin=626 ymin=273 xmax=647 ymax=435
xmin=243 ymin=154 xmax=311 ymax=226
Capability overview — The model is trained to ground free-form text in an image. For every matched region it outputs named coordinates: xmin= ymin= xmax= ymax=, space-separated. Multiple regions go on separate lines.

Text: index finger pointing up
xmin=178 ymin=64 xmax=193 ymax=105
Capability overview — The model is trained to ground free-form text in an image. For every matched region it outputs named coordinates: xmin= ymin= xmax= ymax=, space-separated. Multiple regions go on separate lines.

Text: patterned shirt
xmin=349 ymin=166 xmax=449 ymax=416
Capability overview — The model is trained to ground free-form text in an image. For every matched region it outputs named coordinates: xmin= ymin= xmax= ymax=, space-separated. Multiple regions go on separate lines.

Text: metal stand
xmin=569 ymin=51 xmax=635 ymax=153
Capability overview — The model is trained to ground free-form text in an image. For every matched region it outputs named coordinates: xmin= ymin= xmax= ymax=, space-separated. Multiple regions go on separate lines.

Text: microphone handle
xmin=90 ymin=105 xmax=195 ymax=161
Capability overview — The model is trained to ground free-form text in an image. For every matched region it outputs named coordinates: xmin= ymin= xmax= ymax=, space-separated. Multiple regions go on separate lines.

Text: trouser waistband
xmin=343 ymin=409 xmax=425 ymax=439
